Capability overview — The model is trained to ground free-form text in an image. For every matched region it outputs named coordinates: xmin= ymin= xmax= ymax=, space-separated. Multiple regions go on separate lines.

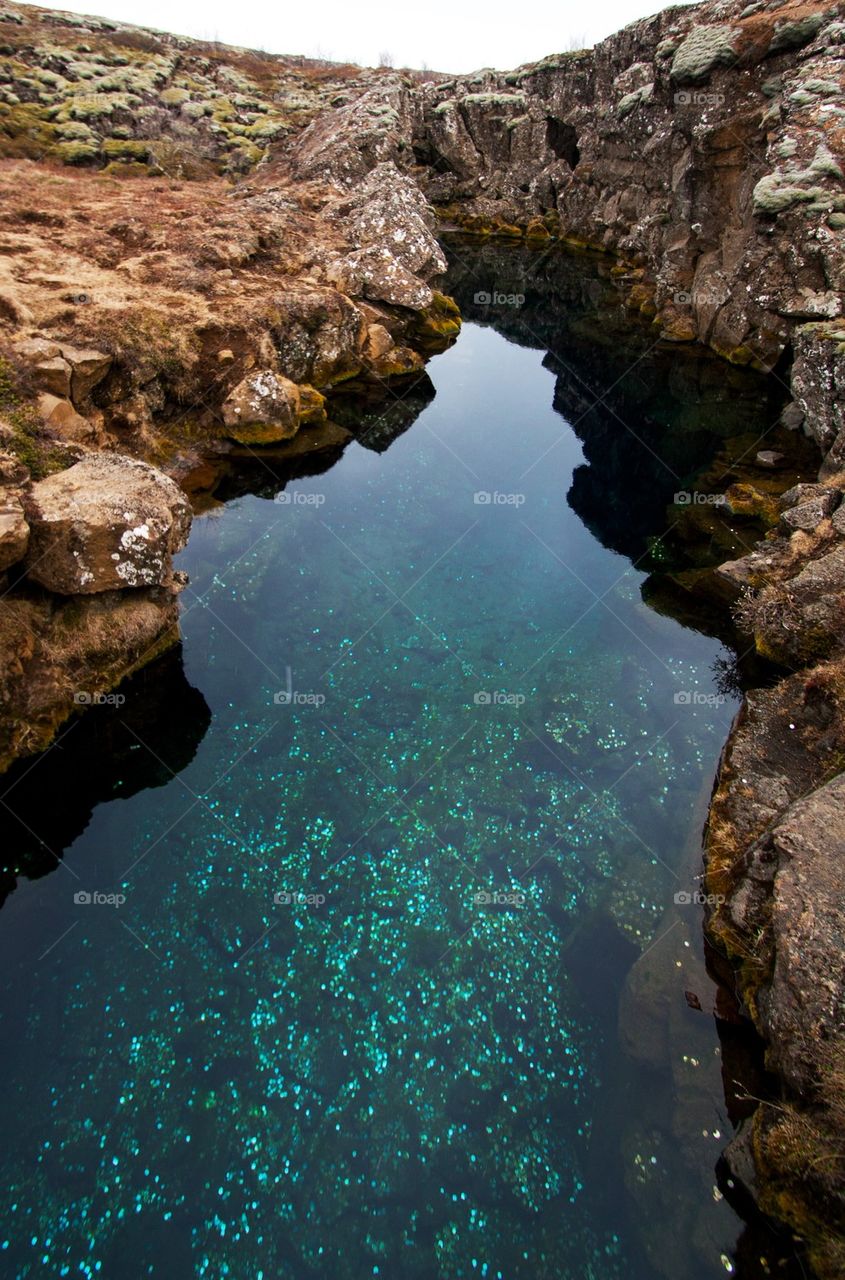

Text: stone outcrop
xmin=280 ymin=0 xmax=845 ymax=375
xmin=704 ymin=651 xmax=845 ymax=1279
xmin=0 ymin=582 xmax=183 ymax=772
xmin=732 ymin=773 xmax=845 ymax=1095
xmin=23 ymin=453 xmax=191 ymax=594
xmin=0 ymin=444 xmax=189 ymax=771
xmin=319 ymin=162 xmax=448 ymax=308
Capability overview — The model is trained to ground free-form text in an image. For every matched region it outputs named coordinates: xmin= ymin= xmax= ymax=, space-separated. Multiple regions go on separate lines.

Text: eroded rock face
xmin=290 ymin=83 xmax=413 ymax=186
xmin=13 ymin=338 xmax=111 ymax=404
xmin=322 ymin=162 xmax=447 ymax=281
xmin=0 ymin=584 xmax=183 ymax=772
xmin=284 ymin=0 xmax=845 ymax=372
xmin=731 ymin=774 xmax=845 ymax=1094
xmin=23 ymin=453 xmax=191 ymax=594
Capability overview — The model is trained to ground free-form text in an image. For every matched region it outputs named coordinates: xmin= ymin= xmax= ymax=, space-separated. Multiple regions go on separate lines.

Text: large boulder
xmin=221 ymin=371 xmax=301 ymax=444
xmin=289 ymin=83 xmax=410 ymax=186
xmin=320 ymin=163 xmax=446 ymax=312
xmin=23 ymin=453 xmax=191 ymax=595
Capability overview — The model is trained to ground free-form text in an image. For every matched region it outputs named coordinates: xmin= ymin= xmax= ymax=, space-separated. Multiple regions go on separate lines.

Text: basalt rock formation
xmin=0 ymin=0 xmax=844 ymax=1271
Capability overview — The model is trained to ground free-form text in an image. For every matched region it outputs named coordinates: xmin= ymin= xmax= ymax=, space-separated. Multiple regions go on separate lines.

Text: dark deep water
xmin=0 ymin=243 xmax=803 ymax=1279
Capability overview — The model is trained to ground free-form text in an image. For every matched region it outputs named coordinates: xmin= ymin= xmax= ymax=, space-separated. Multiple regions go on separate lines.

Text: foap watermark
xmin=474 ymin=690 xmax=526 ymax=707
xmin=674 ymin=90 xmax=725 ymax=108
xmin=674 ymin=889 xmax=726 ymax=907
xmin=674 ymin=690 xmax=726 ymax=708
xmin=273 ymin=890 xmax=326 ymax=906
xmin=474 ymin=490 xmax=526 ymax=507
xmin=473 ymin=888 xmax=526 ymax=908
xmin=273 ymin=491 xmax=326 ymax=507
xmin=673 ymin=491 xmax=726 ymax=506
xmin=672 ymin=290 xmax=722 ymax=307
xmin=473 ymin=289 xmax=525 ymax=308
xmin=74 ymin=690 xmax=126 ymax=707
xmin=74 ymin=890 xmax=126 ymax=907
xmin=273 ymin=666 xmax=326 ymax=708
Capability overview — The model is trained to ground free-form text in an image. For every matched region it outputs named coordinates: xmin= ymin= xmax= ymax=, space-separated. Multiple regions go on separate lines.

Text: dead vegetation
xmin=753 ymin=1039 xmax=845 ymax=1280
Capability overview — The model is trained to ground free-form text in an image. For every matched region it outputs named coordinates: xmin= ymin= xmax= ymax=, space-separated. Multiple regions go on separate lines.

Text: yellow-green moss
xmin=0 ymin=355 xmax=66 ymax=478
xmin=101 ymin=137 xmax=149 ymax=159
xmin=54 ymin=138 xmax=100 ymax=163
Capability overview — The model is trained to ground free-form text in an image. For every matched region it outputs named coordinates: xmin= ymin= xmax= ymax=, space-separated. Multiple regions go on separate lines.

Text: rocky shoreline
xmin=1 ymin=0 xmax=844 ymax=1270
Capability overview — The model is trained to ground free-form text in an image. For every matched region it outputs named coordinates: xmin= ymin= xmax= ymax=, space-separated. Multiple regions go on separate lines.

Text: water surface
xmin=0 ymin=250 xmax=786 ymax=1279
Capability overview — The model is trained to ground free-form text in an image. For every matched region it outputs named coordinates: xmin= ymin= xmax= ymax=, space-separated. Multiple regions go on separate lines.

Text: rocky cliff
xmin=0 ymin=0 xmax=844 ymax=1271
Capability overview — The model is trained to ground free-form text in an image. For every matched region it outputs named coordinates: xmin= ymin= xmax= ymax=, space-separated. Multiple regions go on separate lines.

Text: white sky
xmin=45 ymin=0 xmax=688 ymax=73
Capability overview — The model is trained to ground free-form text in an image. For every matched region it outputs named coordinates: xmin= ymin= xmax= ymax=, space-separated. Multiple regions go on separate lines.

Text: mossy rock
xmin=246 ymin=118 xmax=286 ymax=140
xmin=102 ymin=159 xmax=150 ymax=178
xmin=181 ymin=99 xmax=212 ymax=119
xmin=54 ymin=137 xmax=101 ymax=163
xmin=159 ymin=86 xmax=190 ymax=106
xmin=670 ymin=24 xmax=739 ymax=84
xmin=710 ymin=341 xmax=757 ymax=367
xmin=768 ymin=14 xmax=826 ymax=55
xmin=752 ymin=175 xmax=823 ymax=215
xmin=412 ymin=292 xmax=462 ymax=349
xmin=0 ymin=100 xmax=56 ymax=159
xmin=460 ymin=92 xmax=527 ymax=110
xmin=56 ymin=119 xmax=97 ymax=141
xmin=298 ymin=385 xmax=327 ymax=424
xmin=61 ymin=91 xmax=141 ymax=120
xmin=722 ymin=483 xmax=779 ymax=524
xmin=101 ymin=137 xmax=150 ymax=160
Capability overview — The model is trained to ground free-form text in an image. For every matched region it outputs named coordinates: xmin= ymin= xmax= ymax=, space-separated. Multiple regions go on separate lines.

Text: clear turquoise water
xmin=0 ymin=262 xmax=766 ymax=1278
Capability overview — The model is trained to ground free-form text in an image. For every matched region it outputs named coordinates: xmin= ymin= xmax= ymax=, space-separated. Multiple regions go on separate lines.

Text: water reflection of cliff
xmin=0 ymin=647 xmax=210 ymax=909
xmin=0 ymin=241 xmax=802 ymax=908
xmin=442 ymin=237 xmax=790 ymax=560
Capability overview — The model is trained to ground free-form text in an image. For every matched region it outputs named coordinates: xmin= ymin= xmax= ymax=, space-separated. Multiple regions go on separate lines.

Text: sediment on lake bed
xmin=0 ymin=0 xmax=844 ymax=1268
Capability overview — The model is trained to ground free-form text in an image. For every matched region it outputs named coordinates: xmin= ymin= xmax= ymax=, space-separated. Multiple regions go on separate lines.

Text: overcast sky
xmin=49 ymin=0 xmax=687 ymax=73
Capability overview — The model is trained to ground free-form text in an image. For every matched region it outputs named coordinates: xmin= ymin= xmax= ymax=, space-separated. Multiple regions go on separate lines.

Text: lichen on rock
xmin=23 ymin=452 xmax=191 ymax=594
xmin=670 ymin=24 xmax=739 ymax=84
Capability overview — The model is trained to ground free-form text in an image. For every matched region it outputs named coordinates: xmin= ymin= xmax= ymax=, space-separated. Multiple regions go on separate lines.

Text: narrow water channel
xmin=0 ymin=245 xmax=800 ymax=1279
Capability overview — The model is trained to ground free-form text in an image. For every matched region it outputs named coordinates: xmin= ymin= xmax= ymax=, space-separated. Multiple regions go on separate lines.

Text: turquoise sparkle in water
xmin=0 ymin=249 xmax=782 ymax=1279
